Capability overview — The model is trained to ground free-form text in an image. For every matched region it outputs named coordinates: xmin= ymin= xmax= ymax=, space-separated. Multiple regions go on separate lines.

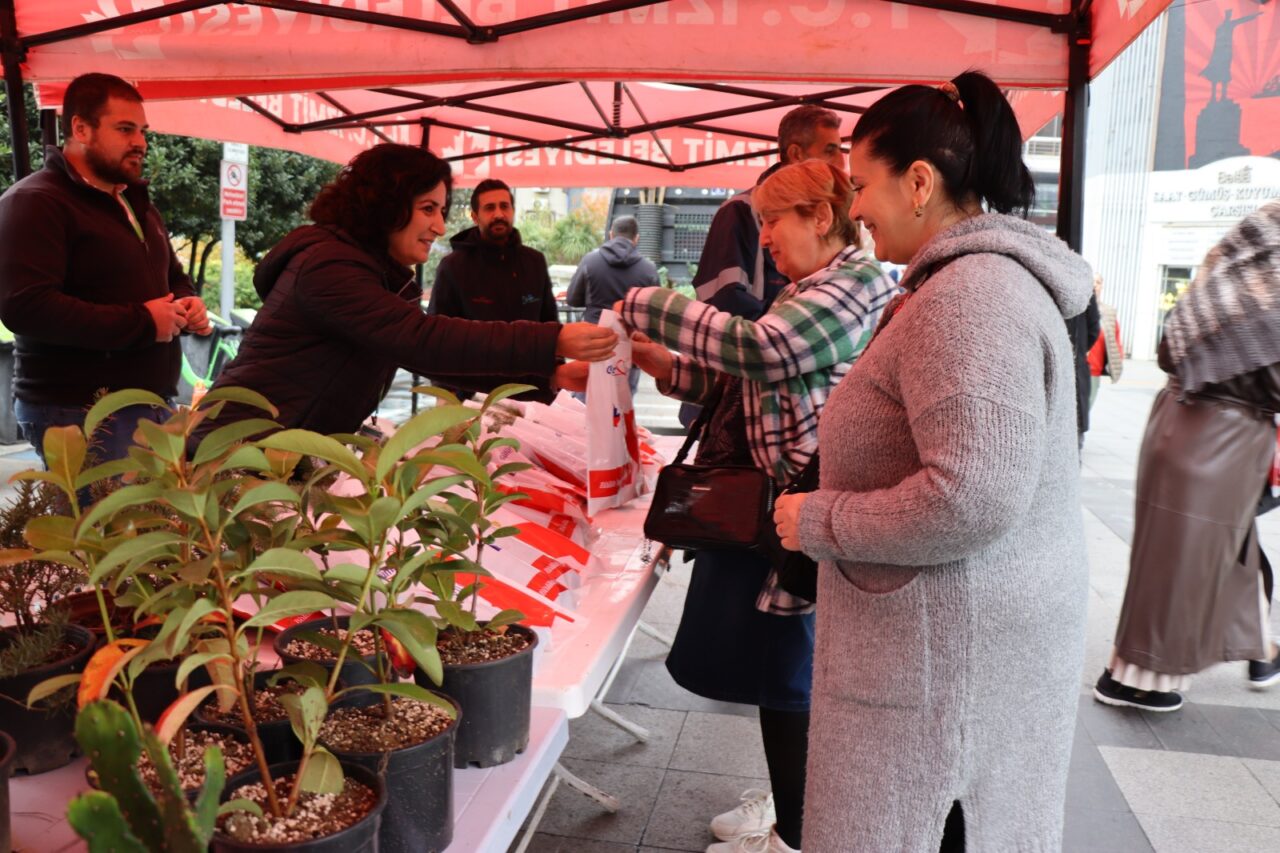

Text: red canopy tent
xmin=1 ymin=0 xmax=1177 ymax=246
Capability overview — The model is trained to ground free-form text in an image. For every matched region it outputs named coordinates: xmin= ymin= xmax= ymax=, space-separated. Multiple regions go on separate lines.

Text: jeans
xmin=15 ymin=398 xmax=171 ymax=468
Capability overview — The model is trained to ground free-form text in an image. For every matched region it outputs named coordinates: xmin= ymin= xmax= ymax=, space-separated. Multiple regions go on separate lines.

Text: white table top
xmin=529 ymin=493 xmax=662 ymax=717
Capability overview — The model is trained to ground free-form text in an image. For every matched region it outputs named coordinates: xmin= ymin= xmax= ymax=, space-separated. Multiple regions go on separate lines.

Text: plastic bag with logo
xmin=585 ymin=309 xmax=646 ymax=517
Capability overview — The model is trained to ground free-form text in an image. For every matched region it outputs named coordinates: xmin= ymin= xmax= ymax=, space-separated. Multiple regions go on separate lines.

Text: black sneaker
xmin=1247 ymin=648 xmax=1280 ymax=689
xmin=1093 ymin=668 xmax=1184 ymax=712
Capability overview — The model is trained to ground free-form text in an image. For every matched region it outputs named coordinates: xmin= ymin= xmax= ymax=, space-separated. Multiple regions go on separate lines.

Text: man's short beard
xmin=85 ymin=146 xmax=141 ymax=186
xmin=481 ymin=221 xmax=511 ymax=243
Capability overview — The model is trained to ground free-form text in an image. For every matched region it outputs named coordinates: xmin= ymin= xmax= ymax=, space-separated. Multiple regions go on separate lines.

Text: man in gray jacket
xmin=566 ymin=215 xmax=659 ymax=392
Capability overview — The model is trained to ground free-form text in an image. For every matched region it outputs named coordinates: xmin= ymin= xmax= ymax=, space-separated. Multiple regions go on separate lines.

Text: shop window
xmin=1156 ymin=265 xmax=1195 ymax=344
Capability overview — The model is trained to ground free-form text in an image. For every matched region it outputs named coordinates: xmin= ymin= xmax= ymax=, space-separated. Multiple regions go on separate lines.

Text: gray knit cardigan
xmin=797 ymin=213 xmax=1093 ymax=851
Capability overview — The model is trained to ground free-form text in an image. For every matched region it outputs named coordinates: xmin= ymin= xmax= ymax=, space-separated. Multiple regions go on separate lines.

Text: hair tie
xmin=938 ymin=81 xmax=961 ymax=106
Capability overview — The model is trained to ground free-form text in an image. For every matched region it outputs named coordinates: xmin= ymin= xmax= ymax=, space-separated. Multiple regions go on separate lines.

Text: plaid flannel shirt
xmin=622 ymin=245 xmax=898 ymax=614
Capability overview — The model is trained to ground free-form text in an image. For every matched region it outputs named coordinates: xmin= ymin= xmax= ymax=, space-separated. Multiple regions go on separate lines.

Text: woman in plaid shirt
xmin=619 ymin=160 xmax=896 ymax=853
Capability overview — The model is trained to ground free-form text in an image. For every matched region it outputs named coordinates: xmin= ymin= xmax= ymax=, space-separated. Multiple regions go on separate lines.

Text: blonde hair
xmin=753 ymin=160 xmax=860 ymax=249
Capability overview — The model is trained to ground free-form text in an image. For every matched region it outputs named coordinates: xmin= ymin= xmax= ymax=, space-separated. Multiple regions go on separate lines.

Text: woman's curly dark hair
xmin=309 ymin=143 xmax=453 ymax=255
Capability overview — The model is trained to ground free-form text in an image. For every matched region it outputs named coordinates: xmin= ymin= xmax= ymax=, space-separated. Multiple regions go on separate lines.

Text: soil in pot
xmin=274 ymin=615 xmax=383 ymax=688
xmin=321 ymin=692 xmax=459 ymax=853
xmin=416 ymin=623 xmax=537 ymax=768
xmin=89 ymin=722 xmax=255 ymax=796
xmin=216 ymin=760 xmax=385 ymax=852
xmin=0 ymin=730 xmax=15 ymax=853
xmin=196 ymin=671 xmax=308 ymax=766
xmin=0 ymin=623 xmax=94 ymax=774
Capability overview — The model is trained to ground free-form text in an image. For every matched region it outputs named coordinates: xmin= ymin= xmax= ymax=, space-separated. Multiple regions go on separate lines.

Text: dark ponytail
xmin=850 ymin=70 xmax=1034 ymax=215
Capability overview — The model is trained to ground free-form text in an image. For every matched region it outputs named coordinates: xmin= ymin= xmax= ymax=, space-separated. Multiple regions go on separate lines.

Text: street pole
xmin=220 ymin=219 xmax=235 ymax=322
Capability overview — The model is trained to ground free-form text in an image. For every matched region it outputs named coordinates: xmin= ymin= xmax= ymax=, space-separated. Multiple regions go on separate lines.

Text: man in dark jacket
xmin=0 ymin=73 xmax=210 ymax=464
xmin=428 ymin=178 xmax=557 ymax=324
xmin=567 ymin=216 xmax=659 ymax=324
xmin=426 ymin=178 xmax=559 ymax=396
xmin=566 ymin=215 xmax=659 ymax=394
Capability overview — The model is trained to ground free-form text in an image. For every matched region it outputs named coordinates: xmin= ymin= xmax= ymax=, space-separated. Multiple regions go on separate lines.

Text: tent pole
xmin=0 ymin=0 xmax=30 ymax=180
xmin=39 ymin=108 xmax=57 ymax=149
xmin=1056 ymin=0 xmax=1092 ymax=253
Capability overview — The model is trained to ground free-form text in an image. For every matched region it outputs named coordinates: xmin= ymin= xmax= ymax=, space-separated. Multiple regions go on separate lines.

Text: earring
xmin=914 ymin=206 xmax=924 ymax=218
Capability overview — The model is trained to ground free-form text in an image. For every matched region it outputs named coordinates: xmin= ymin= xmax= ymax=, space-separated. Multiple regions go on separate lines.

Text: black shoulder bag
xmin=759 ymin=452 xmax=820 ymax=601
xmin=643 ymin=381 xmax=775 ymax=551
xmin=643 ymin=381 xmax=821 ymax=600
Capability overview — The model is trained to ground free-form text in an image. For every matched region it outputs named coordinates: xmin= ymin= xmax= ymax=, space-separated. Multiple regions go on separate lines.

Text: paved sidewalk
xmin=513 ymin=359 xmax=1280 ymax=853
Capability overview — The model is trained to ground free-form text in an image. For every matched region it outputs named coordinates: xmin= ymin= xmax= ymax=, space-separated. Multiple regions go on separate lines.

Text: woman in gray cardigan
xmin=774 ymin=71 xmax=1093 ymax=851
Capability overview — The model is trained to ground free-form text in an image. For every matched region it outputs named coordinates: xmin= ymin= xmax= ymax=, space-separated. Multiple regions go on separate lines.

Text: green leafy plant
xmin=19 ymin=388 xmax=344 ymax=827
xmin=406 ymin=384 xmax=532 ymax=641
xmin=22 ymin=382 xmax=534 ymax=845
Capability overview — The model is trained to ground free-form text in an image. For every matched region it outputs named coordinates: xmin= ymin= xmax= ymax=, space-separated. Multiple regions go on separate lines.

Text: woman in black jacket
xmin=202 ymin=144 xmax=614 ymax=436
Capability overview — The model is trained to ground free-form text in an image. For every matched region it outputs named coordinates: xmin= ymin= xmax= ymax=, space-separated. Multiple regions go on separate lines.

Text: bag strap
xmin=672 ymin=377 xmax=728 ymax=465
xmin=782 ymin=449 xmax=820 ymax=493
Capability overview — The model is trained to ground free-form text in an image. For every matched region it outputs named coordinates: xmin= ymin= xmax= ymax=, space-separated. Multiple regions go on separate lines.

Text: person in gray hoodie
xmin=773 ymin=71 xmax=1093 ymax=851
xmin=566 ymin=215 xmax=659 ymax=394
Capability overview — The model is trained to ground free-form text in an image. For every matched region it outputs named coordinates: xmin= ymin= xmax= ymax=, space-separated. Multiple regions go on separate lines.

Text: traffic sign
xmin=223 ymin=142 xmax=249 ymax=165
xmin=220 ymin=159 xmax=248 ymax=221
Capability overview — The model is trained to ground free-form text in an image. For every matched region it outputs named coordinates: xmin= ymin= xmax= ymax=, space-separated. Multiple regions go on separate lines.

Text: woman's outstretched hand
xmin=556 ymin=322 xmax=618 ymax=361
xmin=630 ymin=331 xmax=673 ymax=384
xmin=553 ymin=361 xmax=589 ymax=393
xmin=773 ymin=493 xmax=808 ymax=552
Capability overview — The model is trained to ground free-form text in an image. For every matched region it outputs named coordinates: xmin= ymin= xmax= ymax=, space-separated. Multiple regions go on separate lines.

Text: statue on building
xmin=1202 ymin=10 xmax=1260 ymax=102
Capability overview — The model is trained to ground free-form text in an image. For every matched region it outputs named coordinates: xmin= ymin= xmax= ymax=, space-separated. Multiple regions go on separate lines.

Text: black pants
xmin=760 ymin=707 xmax=808 ymax=849
xmin=940 ymin=801 xmax=964 ymax=851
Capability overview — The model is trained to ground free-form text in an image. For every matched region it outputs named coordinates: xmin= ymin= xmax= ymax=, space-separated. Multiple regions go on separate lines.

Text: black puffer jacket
xmin=427 ymin=226 xmax=557 ymax=323
xmin=202 ymin=225 xmax=560 ymax=437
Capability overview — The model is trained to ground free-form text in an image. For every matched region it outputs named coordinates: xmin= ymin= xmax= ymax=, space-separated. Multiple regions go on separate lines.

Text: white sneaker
xmin=709 ymin=789 xmax=776 ymax=841
xmin=706 ymin=825 xmax=799 ymax=853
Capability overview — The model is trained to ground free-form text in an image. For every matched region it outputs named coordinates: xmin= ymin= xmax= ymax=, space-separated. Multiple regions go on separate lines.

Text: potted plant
xmin=296 ymin=400 xmax=481 ymax=852
xmin=409 ymin=384 xmax=538 ymax=769
xmin=0 ymin=475 xmax=93 ymax=774
xmin=0 ymin=728 xmax=15 ymax=851
xmin=22 ymin=389 xmax=386 ymax=849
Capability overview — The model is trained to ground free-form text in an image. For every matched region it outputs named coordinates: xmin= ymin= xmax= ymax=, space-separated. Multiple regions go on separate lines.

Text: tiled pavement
xmin=5 ymin=363 xmax=1280 ymax=851
xmin=512 ymin=359 xmax=1280 ymax=853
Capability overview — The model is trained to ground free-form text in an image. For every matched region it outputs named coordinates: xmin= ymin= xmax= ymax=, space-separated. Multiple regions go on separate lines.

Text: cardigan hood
xmin=900 ymin=212 xmax=1094 ymax=320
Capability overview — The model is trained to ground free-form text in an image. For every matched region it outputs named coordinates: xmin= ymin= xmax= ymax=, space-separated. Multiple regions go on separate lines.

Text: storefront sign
xmin=1148 ymin=156 xmax=1280 ymax=223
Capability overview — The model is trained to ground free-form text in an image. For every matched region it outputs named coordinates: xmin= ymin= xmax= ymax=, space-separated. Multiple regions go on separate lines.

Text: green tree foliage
xmin=145 ymin=135 xmax=338 ymax=300
xmin=0 ymin=84 xmax=48 ymax=191
xmin=518 ymin=196 xmax=607 ymax=266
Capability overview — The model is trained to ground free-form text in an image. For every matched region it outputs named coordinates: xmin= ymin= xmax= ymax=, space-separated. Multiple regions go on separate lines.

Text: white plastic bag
xmin=585 ymin=310 xmax=645 ymax=517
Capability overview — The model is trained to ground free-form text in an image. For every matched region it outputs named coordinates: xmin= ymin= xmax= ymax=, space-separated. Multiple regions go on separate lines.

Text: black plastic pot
xmin=0 ymin=730 xmax=15 ymax=852
xmin=131 ymin=655 xmax=214 ymax=724
xmin=323 ymin=689 xmax=460 ymax=853
xmin=58 ymin=589 xmax=129 ymax=642
xmin=274 ymin=615 xmax=383 ymax=689
xmin=415 ymin=623 xmax=538 ymax=768
xmin=213 ymin=759 xmax=387 ymax=852
xmin=0 ymin=623 xmax=94 ymax=774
